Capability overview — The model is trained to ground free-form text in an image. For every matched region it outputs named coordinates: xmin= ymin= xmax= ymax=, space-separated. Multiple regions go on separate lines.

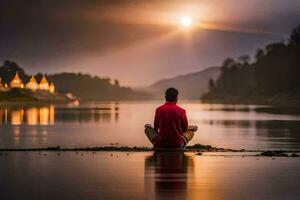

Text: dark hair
xmin=165 ymin=87 xmax=179 ymax=102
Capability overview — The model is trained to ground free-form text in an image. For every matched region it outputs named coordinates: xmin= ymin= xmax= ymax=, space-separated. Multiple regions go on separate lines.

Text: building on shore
xmin=38 ymin=75 xmax=50 ymax=91
xmin=10 ymin=72 xmax=24 ymax=88
xmin=49 ymin=82 xmax=55 ymax=94
xmin=0 ymin=72 xmax=55 ymax=93
xmin=0 ymin=78 xmax=8 ymax=92
xmin=26 ymin=76 xmax=38 ymax=91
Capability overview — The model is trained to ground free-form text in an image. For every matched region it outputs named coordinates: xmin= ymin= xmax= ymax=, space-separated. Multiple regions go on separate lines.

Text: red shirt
xmin=154 ymin=102 xmax=188 ymax=148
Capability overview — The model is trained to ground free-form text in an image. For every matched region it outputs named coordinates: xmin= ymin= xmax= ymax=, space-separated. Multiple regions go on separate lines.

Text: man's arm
xmin=181 ymin=110 xmax=188 ymax=132
xmin=154 ymin=109 xmax=160 ymax=132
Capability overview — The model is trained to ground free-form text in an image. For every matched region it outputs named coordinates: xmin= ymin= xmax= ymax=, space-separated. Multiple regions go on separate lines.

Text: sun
xmin=180 ymin=16 xmax=193 ymax=27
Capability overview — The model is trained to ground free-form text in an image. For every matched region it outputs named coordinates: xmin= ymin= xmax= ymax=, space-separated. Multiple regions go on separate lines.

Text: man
xmin=145 ymin=87 xmax=197 ymax=149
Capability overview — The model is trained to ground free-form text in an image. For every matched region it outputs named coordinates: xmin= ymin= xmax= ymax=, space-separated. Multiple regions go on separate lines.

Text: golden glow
xmin=0 ymin=106 xmax=55 ymax=125
xmin=13 ymin=127 xmax=21 ymax=145
xmin=10 ymin=72 xmax=24 ymax=88
xmin=49 ymin=82 xmax=55 ymax=94
xmin=26 ymin=108 xmax=38 ymax=125
xmin=2 ymin=73 xmax=56 ymax=92
xmin=180 ymin=16 xmax=193 ymax=27
xmin=26 ymin=76 xmax=38 ymax=91
xmin=11 ymin=110 xmax=23 ymax=125
xmin=39 ymin=107 xmax=50 ymax=125
xmin=39 ymin=75 xmax=50 ymax=91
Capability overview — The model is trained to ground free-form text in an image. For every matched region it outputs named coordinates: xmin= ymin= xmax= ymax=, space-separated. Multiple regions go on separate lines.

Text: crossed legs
xmin=144 ymin=125 xmax=195 ymax=147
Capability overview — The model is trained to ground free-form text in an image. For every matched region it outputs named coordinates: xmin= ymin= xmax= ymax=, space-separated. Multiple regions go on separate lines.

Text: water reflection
xmin=0 ymin=103 xmax=119 ymax=125
xmin=1 ymin=102 xmax=300 ymax=149
xmin=144 ymin=152 xmax=194 ymax=200
xmin=0 ymin=105 xmax=55 ymax=125
xmin=201 ymin=119 xmax=300 ymax=148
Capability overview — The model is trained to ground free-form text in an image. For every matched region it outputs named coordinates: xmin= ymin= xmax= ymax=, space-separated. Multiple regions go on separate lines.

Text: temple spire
xmin=26 ymin=75 xmax=38 ymax=91
xmin=10 ymin=72 xmax=24 ymax=88
xmin=38 ymin=75 xmax=50 ymax=91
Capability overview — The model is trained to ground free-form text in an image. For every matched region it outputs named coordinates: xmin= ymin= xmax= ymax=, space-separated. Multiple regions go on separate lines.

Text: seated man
xmin=145 ymin=87 xmax=197 ymax=149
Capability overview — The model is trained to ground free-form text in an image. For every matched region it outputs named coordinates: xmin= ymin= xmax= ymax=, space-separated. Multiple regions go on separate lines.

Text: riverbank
xmin=0 ymin=89 xmax=76 ymax=104
xmin=0 ymin=144 xmax=299 ymax=157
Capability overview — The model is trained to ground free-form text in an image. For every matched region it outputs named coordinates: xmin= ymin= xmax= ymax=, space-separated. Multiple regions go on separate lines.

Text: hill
xmin=0 ymin=61 xmax=149 ymax=101
xmin=148 ymin=67 xmax=221 ymax=99
xmin=46 ymin=73 xmax=149 ymax=101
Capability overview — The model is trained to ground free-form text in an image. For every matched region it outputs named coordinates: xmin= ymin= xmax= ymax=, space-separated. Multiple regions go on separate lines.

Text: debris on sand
xmin=0 ymin=144 xmax=299 ymax=157
xmin=185 ymin=144 xmax=237 ymax=152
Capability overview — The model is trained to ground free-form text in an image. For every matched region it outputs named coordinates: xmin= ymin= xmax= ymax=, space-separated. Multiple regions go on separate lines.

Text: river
xmin=1 ymin=101 xmax=300 ymax=150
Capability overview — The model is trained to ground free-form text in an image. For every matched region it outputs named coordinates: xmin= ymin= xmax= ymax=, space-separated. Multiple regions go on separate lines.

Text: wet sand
xmin=0 ymin=151 xmax=299 ymax=200
xmin=0 ymin=144 xmax=299 ymax=158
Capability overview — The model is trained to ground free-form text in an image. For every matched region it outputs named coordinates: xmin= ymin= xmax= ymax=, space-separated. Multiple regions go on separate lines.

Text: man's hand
xmin=144 ymin=124 xmax=154 ymax=129
xmin=188 ymin=125 xmax=198 ymax=132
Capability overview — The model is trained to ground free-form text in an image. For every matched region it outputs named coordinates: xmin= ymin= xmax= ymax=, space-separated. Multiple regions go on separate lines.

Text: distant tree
xmin=208 ymin=78 xmax=215 ymax=91
xmin=255 ymin=48 xmax=265 ymax=61
xmin=4 ymin=60 xmax=10 ymax=66
xmin=102 ymin=77 xmax=111 ymax=84
xmin=221 ymin=58 xmax=235 ymax=72
xmin=114 ymin=79 xmax=120 ymax=87
xmin=290 ymin=26 xmax=300 ymax=45
xmin=35 ymin=73 xmax=43 ymax=82
xmin=203 ymin=24 xmax=300 ymax=101
xmin=238 ymin=55 xmax=250 ymax=65
xmin=0 ymin=60 xmax=28 ymax=83
xmin=265 ymin=42 xmax=285 ymax=54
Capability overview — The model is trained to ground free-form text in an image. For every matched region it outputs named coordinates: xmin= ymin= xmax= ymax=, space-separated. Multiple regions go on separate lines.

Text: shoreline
xmin=2 ymin=97 xmax=300 ymax=108
xmin=0 ymin=145 xmax=299 ymax=157
xmin=201 ymin=95 xmax=300 ymax=107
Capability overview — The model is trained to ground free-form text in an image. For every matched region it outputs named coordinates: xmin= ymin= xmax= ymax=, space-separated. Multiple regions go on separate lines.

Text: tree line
xmin=203 ymin=25 xmax=300 ymax=102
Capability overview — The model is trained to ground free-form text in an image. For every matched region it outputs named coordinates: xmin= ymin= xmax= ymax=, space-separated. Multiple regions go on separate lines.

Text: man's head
xmin=165 ymin=87 xmax=179 ymax=102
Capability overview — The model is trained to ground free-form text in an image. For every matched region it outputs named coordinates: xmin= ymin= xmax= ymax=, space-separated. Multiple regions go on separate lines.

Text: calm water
xmin=0 ymin=152 xmax=299 ymax=200
xmin=1 ymin=101 xmax=300 ymax=150
xmin=1 ymin=104 xmax=300 ymax=200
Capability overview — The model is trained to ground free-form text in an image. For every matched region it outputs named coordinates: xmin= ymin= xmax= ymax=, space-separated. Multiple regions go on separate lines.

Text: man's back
xmin=154 ymin=102 xmax=188 ymax=148
xmin=144 ymin=87 xmax=196 ymax=149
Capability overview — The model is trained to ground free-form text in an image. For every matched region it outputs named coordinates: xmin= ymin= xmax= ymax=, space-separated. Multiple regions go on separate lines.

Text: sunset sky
xmin=1 ymin=0 xmax=300 ymax=86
